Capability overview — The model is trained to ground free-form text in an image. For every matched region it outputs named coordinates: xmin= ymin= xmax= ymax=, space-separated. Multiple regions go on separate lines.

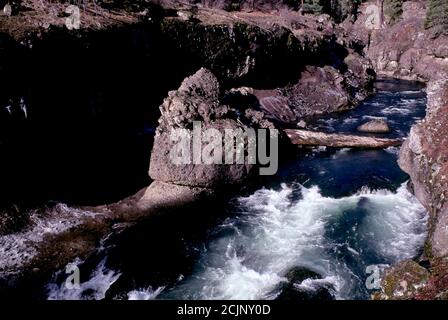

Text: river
xmin=44 ymin=78 xmax=429 ymax=300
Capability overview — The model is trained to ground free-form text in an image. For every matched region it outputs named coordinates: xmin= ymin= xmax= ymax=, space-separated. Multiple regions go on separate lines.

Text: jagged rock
xmin=346 ymin=1 xmax=448 ymax=81
xmin=398 ymin=79 xmax=448 ymax=259
xmin=357 ymin=118 xmax=391 ymax=133
xmin=149 ymin=68 xmax=256 ymax=188
xmin=394 ymin=79 xmax=448 ymax=299
xmin=283 ymin=66 xmax=350 ymax=117
xmin=244 ymin=108 xmax=275 ymax=129
xmin=249 ymin=62 xmax=373 ymax=126
xmin=155 ymin=68 xmax=228 ymax=134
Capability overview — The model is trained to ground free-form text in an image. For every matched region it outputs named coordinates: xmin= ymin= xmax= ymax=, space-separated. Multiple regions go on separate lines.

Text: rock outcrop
xmin=345 ymin=1 xmax=448 ymax=81
xmin=340 ymin=1 xmax=448 ymax=300
xmin=398 ymin=79 xmax=448 ymax=259
xmin=223 ymin=60 xmax=374 ymax=127
xmin=149 ymin=68 xmax=256 ymax=189
xmin=159 ymin=10 xmax=375 ymax=126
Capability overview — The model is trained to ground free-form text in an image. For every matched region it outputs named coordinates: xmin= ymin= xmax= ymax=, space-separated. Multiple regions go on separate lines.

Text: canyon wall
xmin=0 ymin=3 xmax=374 ymax=207
xmin=345 ymin=0 xmax=448 ymax=299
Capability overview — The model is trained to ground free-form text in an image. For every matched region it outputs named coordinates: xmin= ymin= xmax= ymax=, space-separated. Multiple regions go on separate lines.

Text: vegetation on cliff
xmin=384 ymin=0 xmax=403 ymax=24
xmin=425 ymin=0 xmax=448 ymax=36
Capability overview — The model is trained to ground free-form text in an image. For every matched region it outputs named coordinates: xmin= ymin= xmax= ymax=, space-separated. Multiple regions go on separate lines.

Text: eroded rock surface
xmin=149 ymin=68 xmax=257 ymax=188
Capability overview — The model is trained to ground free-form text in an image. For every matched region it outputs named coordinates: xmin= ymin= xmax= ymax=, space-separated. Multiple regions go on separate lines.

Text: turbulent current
xmin=159 ymin=183 xmax=427 ymax=299
xmin=0 ymin=79 xmax=429 ymax=300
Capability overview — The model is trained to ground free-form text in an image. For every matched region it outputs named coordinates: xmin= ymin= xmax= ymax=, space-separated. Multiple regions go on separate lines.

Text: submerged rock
xmin=357 ymin=118 xmax=391 ymax=133
xmin=274 ymin=266 xmax=334 ymax=301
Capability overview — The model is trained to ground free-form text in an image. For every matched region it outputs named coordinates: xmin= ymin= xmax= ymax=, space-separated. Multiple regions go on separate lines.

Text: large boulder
xmin=357 ymin=118 xmax=391 ymax=133
xmin=149 ymin=68 xmax=256 ymax=188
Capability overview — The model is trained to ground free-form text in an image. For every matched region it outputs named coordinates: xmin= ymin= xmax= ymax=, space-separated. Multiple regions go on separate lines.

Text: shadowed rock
xmin=149 ymin=68 xmax=256 ymax=188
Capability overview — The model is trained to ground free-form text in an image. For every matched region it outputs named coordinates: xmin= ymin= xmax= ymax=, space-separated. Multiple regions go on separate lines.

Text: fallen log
xmin=284 ymin=129 xmax=402 ymax=149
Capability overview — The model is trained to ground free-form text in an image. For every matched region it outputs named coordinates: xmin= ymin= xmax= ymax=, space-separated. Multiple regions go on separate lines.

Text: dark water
xmin=15 ymin=79 xmax=428 ymax=300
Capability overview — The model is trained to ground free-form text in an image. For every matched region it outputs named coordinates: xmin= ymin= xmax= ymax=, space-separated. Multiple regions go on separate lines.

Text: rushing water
xmin=43 ymin=79 xmax=428 ymax=300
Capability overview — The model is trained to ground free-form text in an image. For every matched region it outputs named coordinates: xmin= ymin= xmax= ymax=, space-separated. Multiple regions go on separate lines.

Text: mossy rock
xmin=375 ymin=260 xmax=429 ymax=300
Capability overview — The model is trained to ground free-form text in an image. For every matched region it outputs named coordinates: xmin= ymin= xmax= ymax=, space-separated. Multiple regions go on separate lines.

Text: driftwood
xmin=284 ymin=129 xmax=402 ymax=149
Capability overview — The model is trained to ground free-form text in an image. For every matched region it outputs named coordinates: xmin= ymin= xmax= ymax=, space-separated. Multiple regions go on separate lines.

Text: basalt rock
xmin=373 ymin=260 xmax=430 ymax=300
xmin=345 ymin=1 xmax=448 ymax=81
xmin=398 ymin=79 xmax=448 ymax=258
xmin=149 ymin=68 xmax=257 ymax=188
xmin=229 ymin=61 xmax=374 ymax=126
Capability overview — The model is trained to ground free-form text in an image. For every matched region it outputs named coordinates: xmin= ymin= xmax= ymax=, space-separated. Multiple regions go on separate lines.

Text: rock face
xmin=398 ymin=79 xmax=448 ymax=259
xmin=345 ymin=1 xmax=448 ymax=81
xmin=160 ymin=8 xmax=375 ymax=126
xmin=228 ymin=61 xmax=374 ymax=126
xmin=149 ymin=68 xmax=256 ymax=189
xmin=381 ymin=79 xmax=448 ymax=300
xmin=357 ymin=118 xmax=391 ymax=133
xmin=342 ymin=1 xmax=448 ymax=300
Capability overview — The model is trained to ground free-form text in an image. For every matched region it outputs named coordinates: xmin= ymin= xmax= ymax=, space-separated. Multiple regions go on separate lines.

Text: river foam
xmin=47 ymin=258 xmax=121 ymax=300
xmin=161 ymin=182 xmax=427 ymax=300
xmin=0 ymin=204 xmax=98 ymax=278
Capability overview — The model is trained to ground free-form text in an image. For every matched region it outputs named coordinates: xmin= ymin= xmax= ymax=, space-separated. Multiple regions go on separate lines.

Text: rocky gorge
xmin=0 ymin=0 xmax=377 ymax=298
xmin=0 ymin=0 xmax=447 ymax=300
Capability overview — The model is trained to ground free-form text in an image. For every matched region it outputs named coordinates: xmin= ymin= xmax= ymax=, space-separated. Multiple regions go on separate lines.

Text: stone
xmin=375 ymin=256 xmax=448 ymax=300
xmin=273 ymin=266 xmax=333 ymax=301
xmin=149 ymin=68 xmax=256 ymax=188
xmin=297 ymin=119 xmax=307 ymax=128
xmin=374 ymin=260 xmax=430 ymax=300
xmin=357 ymin=118 xmax=391 ymax=133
